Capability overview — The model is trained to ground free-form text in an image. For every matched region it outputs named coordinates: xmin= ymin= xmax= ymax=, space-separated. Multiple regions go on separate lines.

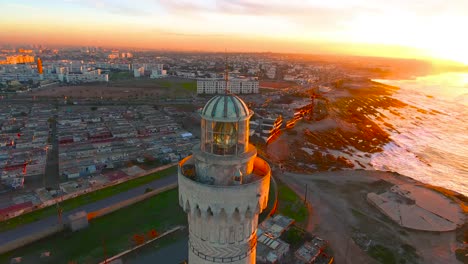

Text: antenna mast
xmin=224 ymin=50 xmax=229 ymax=94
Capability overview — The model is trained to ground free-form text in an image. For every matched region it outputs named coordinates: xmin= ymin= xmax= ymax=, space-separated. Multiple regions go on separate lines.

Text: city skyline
xmin=2 ymin=0 xmax=468 ymax=64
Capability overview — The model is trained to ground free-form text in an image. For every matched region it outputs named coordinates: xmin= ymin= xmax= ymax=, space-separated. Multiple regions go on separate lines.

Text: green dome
xmin=201 ymin=94 xmax=252 ymax=121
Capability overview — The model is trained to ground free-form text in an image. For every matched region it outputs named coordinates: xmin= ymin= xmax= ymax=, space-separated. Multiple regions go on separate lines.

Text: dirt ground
xmin=277 ymin=169 xmax=467 ymax=264
xmin=259 ymin=81 xmax=295 ymax=89
xmin=29 ymin=78 xmax=196 ymax=99
xmin=30 ymin=85 xmax=162 ymax=99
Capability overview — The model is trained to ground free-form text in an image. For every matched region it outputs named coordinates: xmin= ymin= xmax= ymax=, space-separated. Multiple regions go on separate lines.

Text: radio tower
xmin=224 ymin=51 xmax=230 ymax=94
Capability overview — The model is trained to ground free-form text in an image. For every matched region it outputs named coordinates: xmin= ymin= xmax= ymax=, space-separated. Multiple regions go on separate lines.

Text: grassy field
xmin=109 ymin=71 xmax=134 ymax=81
xmin=111 ymin=77 xmax=196 ymax=90
xmin=276 ymin=180 xmax=308 ymax=227
xmin=0 ymin=166 xmax=177 ymax=233
xmin=0 ymin=189 xmax=186 ymax=264
xmin=122 ymin=228 xmax=188 ymax=263
xmin=146 ymin=78 xmax=196 ymax=92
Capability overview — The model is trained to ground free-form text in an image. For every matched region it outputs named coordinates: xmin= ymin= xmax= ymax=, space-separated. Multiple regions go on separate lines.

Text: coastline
xmin=266 ymin=78 xmax=406 ymax=172
xmin=264 ymin=76 xmax=467 ymax=196
xmin=276 ymin=168 xmax=467 ymax=264
xmin=259 ymin=74 xmax=468 ymax=262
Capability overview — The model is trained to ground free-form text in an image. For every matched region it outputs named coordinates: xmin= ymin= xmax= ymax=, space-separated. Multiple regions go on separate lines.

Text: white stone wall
xmin=178 ymin=158 xmax=270 ymax=264
xmin=192 ymin=146 xmax=257 ymax=186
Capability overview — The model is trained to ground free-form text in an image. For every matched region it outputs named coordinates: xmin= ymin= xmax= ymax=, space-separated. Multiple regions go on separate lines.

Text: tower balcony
xmin=178 ymin=154 xmax=271 ymax=217
xmin=179 ymin=153 xmax=270 ymax=185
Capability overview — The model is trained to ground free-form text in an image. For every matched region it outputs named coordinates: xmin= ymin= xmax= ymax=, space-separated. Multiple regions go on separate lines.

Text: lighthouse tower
xmin=178 ymin=94 xmax=270 ymax=264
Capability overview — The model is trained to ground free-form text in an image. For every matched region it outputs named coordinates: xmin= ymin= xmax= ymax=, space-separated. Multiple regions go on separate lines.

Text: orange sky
xmin=1 ymin=1 xmax=467 ymax=64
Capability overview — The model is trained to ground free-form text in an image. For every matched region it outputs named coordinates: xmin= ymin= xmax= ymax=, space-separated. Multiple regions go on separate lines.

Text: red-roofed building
xmin=0 ymin=201 xmax=33 ymax=219
xmin=104 ymin=170 xmax=129 ymax=181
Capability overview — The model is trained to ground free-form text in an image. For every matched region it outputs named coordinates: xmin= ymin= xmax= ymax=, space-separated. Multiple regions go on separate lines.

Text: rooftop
xmin=200 ymin=94 xmax=252 ymax=122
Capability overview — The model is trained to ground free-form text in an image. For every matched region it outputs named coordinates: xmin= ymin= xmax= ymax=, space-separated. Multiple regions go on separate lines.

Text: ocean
xmin=372 ymin=72 xmax=468 ymax=196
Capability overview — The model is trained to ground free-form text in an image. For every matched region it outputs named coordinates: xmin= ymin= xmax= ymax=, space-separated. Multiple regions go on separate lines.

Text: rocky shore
xmin=262 ymin=77 xmax=467 ymax=263
xmin=266 ymin=79 xmax=418 ymax=173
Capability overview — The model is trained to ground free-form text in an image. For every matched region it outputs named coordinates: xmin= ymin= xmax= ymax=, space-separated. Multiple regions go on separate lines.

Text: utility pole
xmin=57 ymin=204 xmax=63 ymax=225
xmin=102 ymin=238 xmax=108 ymax=264
xmin=304 ymin=184 xmax=308 ymax=205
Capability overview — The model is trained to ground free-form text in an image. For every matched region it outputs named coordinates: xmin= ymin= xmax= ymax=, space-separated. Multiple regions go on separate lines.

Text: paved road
xmin=0 ymin=173 xmax=177 ymax=248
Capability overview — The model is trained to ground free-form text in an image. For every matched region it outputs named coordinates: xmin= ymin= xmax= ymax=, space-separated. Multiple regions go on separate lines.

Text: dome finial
xmin=201 ymin=94 xmax=252 ymax=122
xmin=224 ymin=49 xmax=230 ymax=95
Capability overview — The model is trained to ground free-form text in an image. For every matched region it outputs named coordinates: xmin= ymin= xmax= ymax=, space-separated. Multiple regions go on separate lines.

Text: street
xmin=0 ymin=173 xmax=177 ymax=249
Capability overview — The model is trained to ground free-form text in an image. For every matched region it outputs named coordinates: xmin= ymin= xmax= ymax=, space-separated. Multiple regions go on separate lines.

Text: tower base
xmin=189 ymin=246 xmax=256 ymax=264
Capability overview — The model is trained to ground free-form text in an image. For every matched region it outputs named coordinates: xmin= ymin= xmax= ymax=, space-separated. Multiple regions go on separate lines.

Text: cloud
xmin=65 ymin=0 xmax=152 ymax=16
xmin=156 ymin=0 xmax=362 ymax=32
xmin=153 ymin=29 xmax=225 ymax=38
xmin=5 ymin=3 xmax=40 ymax=11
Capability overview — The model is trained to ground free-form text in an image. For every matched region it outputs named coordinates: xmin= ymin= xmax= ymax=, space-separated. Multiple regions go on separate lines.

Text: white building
xmin=177 ymin=71 xmax=196 ymax=78
xmin=150 ymin=64 xmax=167 ymax=78
xmin=178 ymin=94 xmax=270 ymax=264
xmin=60 ymin=69 xmax=108 ymax=83
xmin=197 ymin=78 xmax=259 ymax=94
xmin=283 ymin=75 xmax=296 ymax=81
xmin=266 ymin=67 xmax=276 ymax=79
xmin=133 ymin=67 xmax=145 ymax=77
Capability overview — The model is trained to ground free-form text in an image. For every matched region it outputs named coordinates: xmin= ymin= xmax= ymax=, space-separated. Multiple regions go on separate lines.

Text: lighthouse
xmin=178 ymin=94 xmax=271 ymax=263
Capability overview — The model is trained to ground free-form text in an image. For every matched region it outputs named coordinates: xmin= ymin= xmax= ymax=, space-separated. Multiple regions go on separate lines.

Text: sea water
xmin=372 ymin=72 xmax=468 ymax=196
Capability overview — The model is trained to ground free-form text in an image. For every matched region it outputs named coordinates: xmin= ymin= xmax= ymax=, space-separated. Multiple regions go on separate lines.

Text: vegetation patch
xmin=276 ymin=180 xmax=308 ymax=227
xmin=122 ymin=228 xmax=188 ymax=263
xmin=281 ymin=225 xmax=311 ymax=248
xmin=350 ymin=208 xmax=366 ymax=219
xmin=0 ymin=189 xmax=186 ymax=264
xmin=181 ymin=81 xmax=196 ymax=92
xmin=455 ymin=248 xmax=467 ymax=263
xmin=0 ymin=166 xmax=176 ymax=232
xmin=400 ymin=244 xmax=419 ymax=262
xmin=368 ymin=244 xmax=396 ymax=264
xmin=109 ymin=71 xmax=134 ymax=81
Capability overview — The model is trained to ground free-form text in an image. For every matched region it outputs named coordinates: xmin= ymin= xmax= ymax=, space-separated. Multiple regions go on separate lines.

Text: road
xmin=0 ymin=173 xmax=177 ymax=249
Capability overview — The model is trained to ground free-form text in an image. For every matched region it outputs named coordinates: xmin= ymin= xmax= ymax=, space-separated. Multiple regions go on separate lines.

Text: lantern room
xmin=200 ymin=94 xmax=253 ymax=156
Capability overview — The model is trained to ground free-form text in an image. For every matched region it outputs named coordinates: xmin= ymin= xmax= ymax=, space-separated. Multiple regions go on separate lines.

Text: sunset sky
xmin=1 ymin=0 xmax=467 ymax=64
